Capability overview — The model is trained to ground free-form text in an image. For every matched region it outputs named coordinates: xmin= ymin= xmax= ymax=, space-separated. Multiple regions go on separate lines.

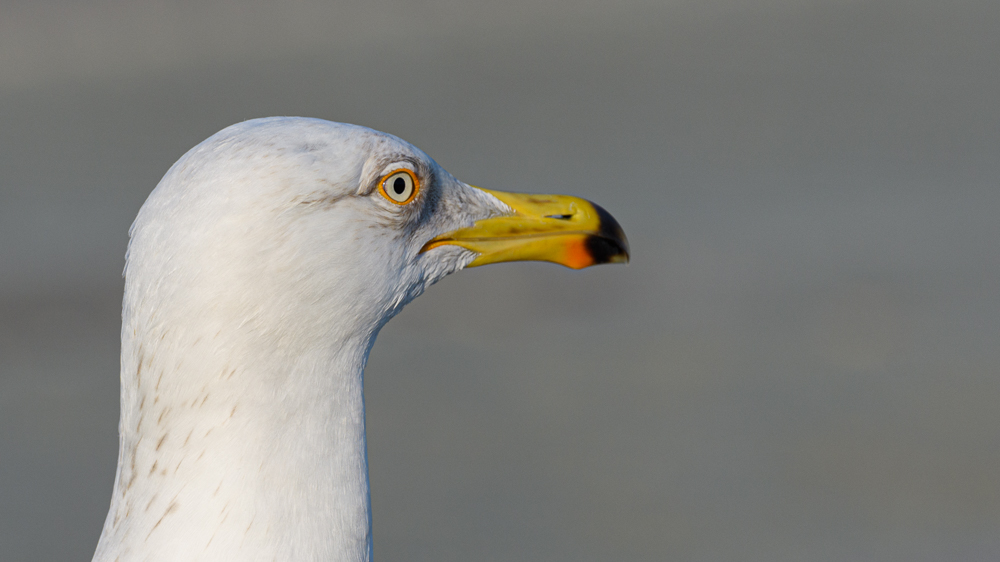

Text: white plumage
xmin=92 ymin=117 xmax=627 ymax=562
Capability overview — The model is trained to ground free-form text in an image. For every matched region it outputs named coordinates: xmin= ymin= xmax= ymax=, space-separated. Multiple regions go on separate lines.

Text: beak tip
xmin=586 ymin=201 xmax=630 ymax=267
xmin=583 ymin=234 xmax=630 ymax=266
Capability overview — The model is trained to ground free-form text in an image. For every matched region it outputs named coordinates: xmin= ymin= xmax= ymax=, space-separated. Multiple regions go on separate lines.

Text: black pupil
xmin=392 ymin=177 xmax=407 ymax=195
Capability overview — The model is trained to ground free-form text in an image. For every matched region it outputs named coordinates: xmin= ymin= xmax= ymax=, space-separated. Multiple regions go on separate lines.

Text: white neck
xmin=88 ymin=115 xmax=473 ymax=561
xmin=93 ymin=310 xmax=377 ymax=562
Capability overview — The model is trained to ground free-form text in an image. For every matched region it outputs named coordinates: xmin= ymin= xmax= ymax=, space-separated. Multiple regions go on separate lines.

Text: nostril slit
xmin=545 ymin=214 xmax=574 ymax=220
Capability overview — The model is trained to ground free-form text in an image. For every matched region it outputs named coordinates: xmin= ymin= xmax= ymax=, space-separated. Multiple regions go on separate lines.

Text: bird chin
xmin=417 ymin=244 xmax=479 ymax=288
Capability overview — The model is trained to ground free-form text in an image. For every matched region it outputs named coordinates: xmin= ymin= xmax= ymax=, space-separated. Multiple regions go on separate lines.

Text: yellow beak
xmin=421 ymin=187 xmax=630 ymax=269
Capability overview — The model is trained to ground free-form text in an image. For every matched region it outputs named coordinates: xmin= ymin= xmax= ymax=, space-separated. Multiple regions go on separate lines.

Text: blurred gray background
xmin=1 ymin=1 xmax=999 ymax=560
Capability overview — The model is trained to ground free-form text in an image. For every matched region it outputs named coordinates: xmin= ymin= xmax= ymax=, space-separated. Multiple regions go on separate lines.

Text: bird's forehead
xmin=238 ymin=119 xmax=422 ymax=166
xmin=193 ymin=117 xmax=433 ymax=199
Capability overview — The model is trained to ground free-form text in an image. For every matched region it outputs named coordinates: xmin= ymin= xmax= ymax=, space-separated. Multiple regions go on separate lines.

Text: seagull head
xmin=126 ymin=117 xmax=629 ymax=349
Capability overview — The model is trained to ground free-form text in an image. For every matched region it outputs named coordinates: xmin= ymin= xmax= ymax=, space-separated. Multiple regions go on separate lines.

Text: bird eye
xmin=379 ymin=169 xmax=418 ymax=205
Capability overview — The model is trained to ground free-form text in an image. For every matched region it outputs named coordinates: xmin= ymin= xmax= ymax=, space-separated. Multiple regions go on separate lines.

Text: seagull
xmin=91 ymin=117 xmax=629 ymax=562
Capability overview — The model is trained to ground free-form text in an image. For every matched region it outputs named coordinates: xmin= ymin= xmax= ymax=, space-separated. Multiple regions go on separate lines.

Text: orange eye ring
xmin=379 ymin=169 xmax=420 ymax=205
